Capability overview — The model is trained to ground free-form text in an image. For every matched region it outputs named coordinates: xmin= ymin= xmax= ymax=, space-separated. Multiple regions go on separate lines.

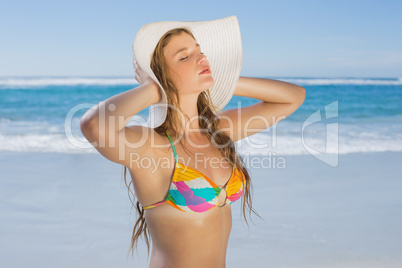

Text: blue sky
xmin=1 ymin=0 xmax=401 ymax=78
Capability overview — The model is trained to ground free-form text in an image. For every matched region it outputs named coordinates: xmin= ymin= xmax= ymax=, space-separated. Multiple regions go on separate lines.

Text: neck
xmin=176 ymin=92 xmax=206 ymax=139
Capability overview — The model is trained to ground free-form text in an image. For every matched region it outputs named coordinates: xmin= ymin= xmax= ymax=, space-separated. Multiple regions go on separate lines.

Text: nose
xmin=198 ymin=54 xmax=207 ymax=65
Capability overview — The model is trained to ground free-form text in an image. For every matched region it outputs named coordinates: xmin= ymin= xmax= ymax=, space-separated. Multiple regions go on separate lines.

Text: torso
xmin=127 ymin=129 xmax=235 ymax=267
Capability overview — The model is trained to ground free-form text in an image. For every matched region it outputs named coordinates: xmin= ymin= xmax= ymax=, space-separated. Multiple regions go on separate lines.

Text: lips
xmin=199 ymin=66 xmax=211 ymax=75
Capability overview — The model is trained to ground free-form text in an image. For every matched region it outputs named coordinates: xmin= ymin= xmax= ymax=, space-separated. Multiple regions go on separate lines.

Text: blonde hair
xmin=123 ymin=27 xmax=261 ymax=259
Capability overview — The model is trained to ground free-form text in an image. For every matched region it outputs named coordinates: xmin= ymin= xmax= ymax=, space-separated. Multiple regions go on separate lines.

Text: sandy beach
xmin=1 ymin=151 xmax=401 ymax=267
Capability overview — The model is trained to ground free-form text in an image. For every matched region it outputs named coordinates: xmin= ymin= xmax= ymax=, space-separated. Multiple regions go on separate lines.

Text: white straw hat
xmin=132 ymin=15 xmax=242 ymax=128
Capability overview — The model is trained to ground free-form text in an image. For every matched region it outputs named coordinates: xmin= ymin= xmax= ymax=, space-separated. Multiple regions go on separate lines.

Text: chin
xmin=203 ymin=77 xmax=215 ymax=90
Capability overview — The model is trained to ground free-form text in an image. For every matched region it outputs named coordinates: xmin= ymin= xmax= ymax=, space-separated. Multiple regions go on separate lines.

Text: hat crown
xmin=132 ymin=16 xmax=242 ymax=128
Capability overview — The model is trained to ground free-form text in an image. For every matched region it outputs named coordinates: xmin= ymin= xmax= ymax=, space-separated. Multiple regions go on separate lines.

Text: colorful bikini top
xmin=142 ymin=131 xmax=246 ymax=213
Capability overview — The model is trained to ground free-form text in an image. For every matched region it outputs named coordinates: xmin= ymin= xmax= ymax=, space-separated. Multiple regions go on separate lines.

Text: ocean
xmin=1 ymin=76 xmax=401 ymax=156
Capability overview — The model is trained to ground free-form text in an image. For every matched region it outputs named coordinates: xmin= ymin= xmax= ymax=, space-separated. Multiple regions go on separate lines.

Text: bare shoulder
xmin=123 ymin=126 xmax=171 ymax=172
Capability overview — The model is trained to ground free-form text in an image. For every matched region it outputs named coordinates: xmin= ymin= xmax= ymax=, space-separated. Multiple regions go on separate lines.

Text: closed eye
xmin=180 ymin=51 xmax=204 ymax=61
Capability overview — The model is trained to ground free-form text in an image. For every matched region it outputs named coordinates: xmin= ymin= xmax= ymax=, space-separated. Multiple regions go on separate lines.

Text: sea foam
xmin=1 ymin=77 xmax=401 ymax=88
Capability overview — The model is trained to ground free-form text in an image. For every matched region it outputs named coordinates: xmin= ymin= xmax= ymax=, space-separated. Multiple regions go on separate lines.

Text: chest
xmin=172 ymin=144 xmax=233 ymax=186
xmin=128 ymin=134 xmax=235 ymax=210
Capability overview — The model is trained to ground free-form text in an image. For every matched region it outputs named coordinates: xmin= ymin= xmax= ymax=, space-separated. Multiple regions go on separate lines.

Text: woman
xmin=80 ymin=16 xmax=305 ymax=267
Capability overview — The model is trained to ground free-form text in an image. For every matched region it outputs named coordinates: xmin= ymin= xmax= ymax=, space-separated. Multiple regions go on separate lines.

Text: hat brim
xmin=132 ymin=16 xmax=242 ymax=128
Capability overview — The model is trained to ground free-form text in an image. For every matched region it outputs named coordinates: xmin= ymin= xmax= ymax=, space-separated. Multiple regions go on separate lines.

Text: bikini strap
xmin=166 ymin=131 xmax=178 ymax=163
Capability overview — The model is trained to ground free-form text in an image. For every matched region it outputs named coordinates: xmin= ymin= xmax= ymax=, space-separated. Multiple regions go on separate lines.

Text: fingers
xmin=134 ymin=60 xmax=139 ymax=72
xmin=134 ymin=61 xmax=142 ymax=74
xmin=135 ymin=72 xmax=141 ymax=84
xmin=133 ymin=59 xmax=142 ymax=83
xmin=134 ymin=69 xmax=141 ymax=84
xmin=133 ymin=60 xmax=152 ymax=86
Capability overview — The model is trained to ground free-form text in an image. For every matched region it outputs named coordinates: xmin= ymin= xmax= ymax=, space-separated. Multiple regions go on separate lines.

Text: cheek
xmin=166 ymin=63 xmax=197 ymax=90
xmin=176 ymin=66 xmax=195 ymax=87
xmin=166 ymin=65 xmax=183 ymax=87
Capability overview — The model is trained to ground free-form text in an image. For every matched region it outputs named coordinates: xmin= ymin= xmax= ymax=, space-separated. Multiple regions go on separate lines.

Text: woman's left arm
xmin=218 ymin=76 xmax=306 ymax=142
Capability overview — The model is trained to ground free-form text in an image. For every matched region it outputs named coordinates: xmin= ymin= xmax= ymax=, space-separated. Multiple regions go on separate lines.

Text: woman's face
xmin=163 ymin=32 xmax=214 ymax=94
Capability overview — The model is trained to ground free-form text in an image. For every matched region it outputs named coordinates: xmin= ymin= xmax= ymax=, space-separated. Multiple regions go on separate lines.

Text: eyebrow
xmin=173 ymin=43 xmax=200 ymax=57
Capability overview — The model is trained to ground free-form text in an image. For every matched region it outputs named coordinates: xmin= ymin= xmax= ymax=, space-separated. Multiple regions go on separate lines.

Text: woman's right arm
xmin=80 ymin=68 xmax=161 ymax=166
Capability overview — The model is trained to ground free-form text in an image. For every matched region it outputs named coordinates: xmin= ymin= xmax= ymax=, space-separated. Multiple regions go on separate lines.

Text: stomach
xmin=144 ymin=203 xmax=233 ymax=268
